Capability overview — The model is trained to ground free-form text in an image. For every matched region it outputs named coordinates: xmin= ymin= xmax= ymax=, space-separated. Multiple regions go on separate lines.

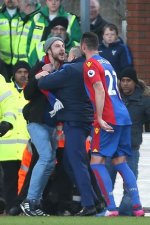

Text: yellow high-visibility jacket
xmin=0 ymin=80 xmax=29 ymax=161
xmin=0 ymin=6 xmax=21 ymax=64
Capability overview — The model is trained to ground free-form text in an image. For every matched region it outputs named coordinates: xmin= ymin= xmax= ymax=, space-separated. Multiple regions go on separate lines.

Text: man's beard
xmin=51 ymin=52 xmax=64 ymax=64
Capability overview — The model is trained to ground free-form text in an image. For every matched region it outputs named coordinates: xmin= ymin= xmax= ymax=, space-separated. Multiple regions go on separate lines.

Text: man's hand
xmin=0 ymin=121 xmax=13 ymax=137
xmin=42 ymin=63 xmax=54 ymax=72
xmin=97 ymin=118 xmax=114 ymax=132
xmin=35 ymin=71 xmax=49 ymax=80
xmin=49 ymin=99 xmax=64 ymax=117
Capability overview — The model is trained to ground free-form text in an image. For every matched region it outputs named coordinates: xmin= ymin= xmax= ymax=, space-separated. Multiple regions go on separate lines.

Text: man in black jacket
xmin=106 ymin=67 xmax=150 ymax=216
xmin=20 ymin=37 xmax=65 ymax=216
xmin=37 ymin=46 xmax=100 ymax=216
xmin=90 ymin=0 xmax=108 ymax=43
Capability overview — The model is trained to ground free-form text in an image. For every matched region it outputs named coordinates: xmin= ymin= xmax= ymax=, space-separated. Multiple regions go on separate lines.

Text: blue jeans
xmin=27 ymin=123 xmax=57 ymax=202
xmin=106 ymin=149 xmax=140 ymax=215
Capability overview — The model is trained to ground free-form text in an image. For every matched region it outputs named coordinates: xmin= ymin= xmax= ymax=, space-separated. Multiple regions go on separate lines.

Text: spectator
xmin=12 ymin=0 xmax=41 ymax=65
xmin=90 ymin=0 xmax=108 ymax=43
xmin=20 ymin=37 xmax=65 ymax=216
xmin=28 ymin=0 xmax=81 ymax=60
xmin=0 ymin=75 xmax=16 ymax=214
xmin=0 ymin=0 xmax=21 ymax=81
xmin=106 ymin=67 xmax=150 ymax=216
xmin=29 ymin=16 xmax=78 ymax=67
xmin=0 ymin=62 xmax=30 ymax=214
xmin=80 ymin=32 xmax=144 ymax=217
xmin=99 ymin=23 xmax=133 ymax=78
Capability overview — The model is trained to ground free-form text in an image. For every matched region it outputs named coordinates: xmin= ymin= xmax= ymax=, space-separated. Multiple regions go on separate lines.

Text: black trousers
xmin=1 ymin=160 xmax=21 ymax=213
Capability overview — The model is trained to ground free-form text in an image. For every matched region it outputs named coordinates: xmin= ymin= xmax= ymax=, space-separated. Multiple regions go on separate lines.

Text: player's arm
xmin=93 ymin=81 xmax=114 ymax=132
xmin=93 ymin=81 xmax=105 ymax=120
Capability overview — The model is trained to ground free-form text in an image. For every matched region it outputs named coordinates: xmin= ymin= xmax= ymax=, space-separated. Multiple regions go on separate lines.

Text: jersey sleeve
xmin=84 ymin=60 xmax=103 ymax=85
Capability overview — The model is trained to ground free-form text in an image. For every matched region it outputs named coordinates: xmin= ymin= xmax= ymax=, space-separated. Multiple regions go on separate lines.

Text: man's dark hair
xmin=102 ymin=23 xmax=119 ymax=35
xmin=81 ymin=32 xmax=99 ymax=50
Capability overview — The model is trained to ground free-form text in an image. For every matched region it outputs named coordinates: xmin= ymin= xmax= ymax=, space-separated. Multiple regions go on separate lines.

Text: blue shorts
xmin=91 ymin=124 xmax=132 ymax=158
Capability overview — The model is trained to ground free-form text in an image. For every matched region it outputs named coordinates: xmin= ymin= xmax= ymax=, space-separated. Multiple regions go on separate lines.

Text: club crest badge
xmin=88 ymin=70 xmax=95 ymax=77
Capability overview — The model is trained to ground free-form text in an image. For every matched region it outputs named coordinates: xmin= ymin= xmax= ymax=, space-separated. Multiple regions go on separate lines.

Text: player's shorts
xmin=91 ymin=124 xmax=132 ymax=158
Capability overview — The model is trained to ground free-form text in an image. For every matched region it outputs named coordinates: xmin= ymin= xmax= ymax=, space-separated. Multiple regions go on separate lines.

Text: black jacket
xmin=90 ymin=14 xmax=108 ymax=43
xmin=121 ymin=82 xmax=150 ymax=150
xmin=23 ymin=61 xmax=55 ymax=126
xmin=38 ymin=57 xmax=94 ymax=123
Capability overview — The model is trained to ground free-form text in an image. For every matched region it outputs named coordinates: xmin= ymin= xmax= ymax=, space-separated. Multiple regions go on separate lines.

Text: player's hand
xmin=98 ymin=118 xmax=114 ymax=132
xmin=35 ymin=71 xmax=49 ymax=79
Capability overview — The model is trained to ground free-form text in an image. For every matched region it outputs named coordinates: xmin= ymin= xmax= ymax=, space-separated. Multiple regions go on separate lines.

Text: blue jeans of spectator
xmin=27 ymin=122 xmax=57 ymax=202
xmin=106 ymin=149 xmax=140 ymax=216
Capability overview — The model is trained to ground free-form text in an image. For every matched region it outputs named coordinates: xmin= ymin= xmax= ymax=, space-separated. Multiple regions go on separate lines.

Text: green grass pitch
xmin=0 ymin=216 xmax=149 ymax=225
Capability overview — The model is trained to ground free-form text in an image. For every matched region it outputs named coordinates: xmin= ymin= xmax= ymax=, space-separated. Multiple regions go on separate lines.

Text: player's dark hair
xmin=81 ymin=32 xmax=99 ymax=50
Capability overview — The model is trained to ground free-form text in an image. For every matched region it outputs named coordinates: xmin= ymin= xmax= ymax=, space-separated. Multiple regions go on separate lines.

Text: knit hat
xmin=44 ymin=37 xmax=64 ymax=53
xmin=119 ymin=67 xmax=139 ymax=84
xmin=50 ymin=16 xmax=68 ymax=30
xmin=13 ymin=61 xmax=31 ymax=76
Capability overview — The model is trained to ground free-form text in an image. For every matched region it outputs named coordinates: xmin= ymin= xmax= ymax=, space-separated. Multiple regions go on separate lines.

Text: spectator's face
xmin=103 ymin=28 xmax=118 ymax=44
xmin=4 ymin=0 xmax=18 ymax=9
xmin=90 ymin=0 xmax=100 ymax=21
xmin=51 ymin=25 xmax=67 ymax=41
xmin=48 ymin=40 xmax=65 ymax=63
xmin=14 ymin=68 xmax=29 ymax=87
xmin=17 ymin=0 xmax=31 ymax=14
xmin=46 ymin=0 xmax=61 ymax=13
xmin=120 ymin=77 xmax=136 ymax=95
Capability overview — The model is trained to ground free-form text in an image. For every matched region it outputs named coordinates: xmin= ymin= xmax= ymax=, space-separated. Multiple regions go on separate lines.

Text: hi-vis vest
xmin=0 ymin=75 xmax=16 ymax=126
xmin=56 ymin=122 xmax=65 ymax=148
xmin=28 ymin=13 xmax=77 ymax=60
xmin=0 ymin=11 xmax=20 ymax=64
xmin=12 ymin=19 xmax=32 ymax=65
xmin=12 ymin=5 xmax=41 ymax=65
xmin=0 ymin=82 xmax=29 ymax=161
xmin=18 ymin=140 xmax=32 ymax=194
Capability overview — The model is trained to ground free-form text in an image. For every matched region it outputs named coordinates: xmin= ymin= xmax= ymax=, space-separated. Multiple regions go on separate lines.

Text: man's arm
xmin=93 ymin=81 xmax=114 ymax=132
xmin=38 ymin=67 xmax=70 ymax=90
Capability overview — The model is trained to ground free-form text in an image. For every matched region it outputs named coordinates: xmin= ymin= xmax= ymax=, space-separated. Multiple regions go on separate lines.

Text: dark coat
xmin=90 ymin=14 xmax=108 ymax=43
xmin=23 ymin=59 xmax=55 ymax=126
xmin=38 ymin=57 xmax=94 ymax=123
xmin=99 ymin=39 xmax=133 ymax=78
xmin=120 ymin=81 xmax=150 ymax=150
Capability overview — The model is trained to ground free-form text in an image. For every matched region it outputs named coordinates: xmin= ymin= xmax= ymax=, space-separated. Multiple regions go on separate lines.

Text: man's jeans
xmin=106 ymin=149 xmax=140 ymax=215
xmin=27 ymin=123 xmax=57 ymax=202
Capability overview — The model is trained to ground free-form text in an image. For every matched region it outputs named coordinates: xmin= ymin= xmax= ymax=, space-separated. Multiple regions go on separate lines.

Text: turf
xmin=0 ymin=216 xmax=149 ymax=225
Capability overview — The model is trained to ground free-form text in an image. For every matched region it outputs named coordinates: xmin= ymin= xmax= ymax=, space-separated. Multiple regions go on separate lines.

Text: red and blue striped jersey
xmin=83 ymin=54 xmax=132 ymax=125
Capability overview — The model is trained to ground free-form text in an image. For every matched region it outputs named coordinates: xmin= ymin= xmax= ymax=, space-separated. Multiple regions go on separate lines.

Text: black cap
xmin=50 ymin=16 xmax=68 ymax=30
xmin=119 ymin=67 xmax=139 ymax=84
xmin=13 ymin=61 xmax=31 ymax=76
